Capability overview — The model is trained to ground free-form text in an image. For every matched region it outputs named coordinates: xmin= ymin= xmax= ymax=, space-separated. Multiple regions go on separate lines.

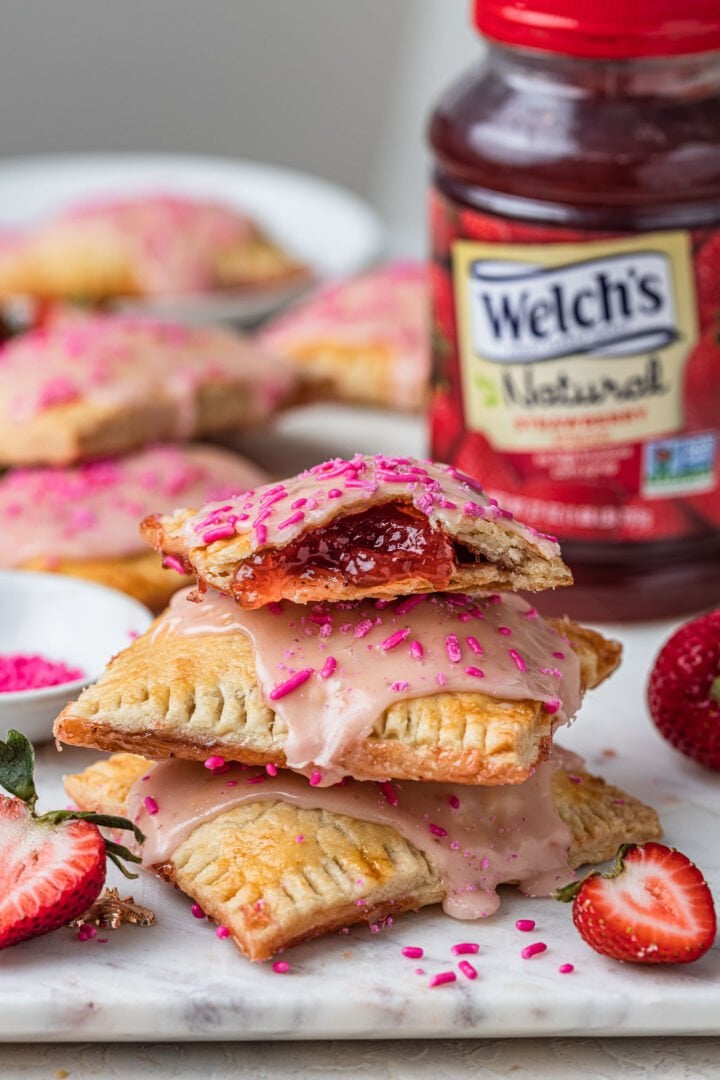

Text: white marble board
xmin=0 ymin=616 xmax=716 ymax=1041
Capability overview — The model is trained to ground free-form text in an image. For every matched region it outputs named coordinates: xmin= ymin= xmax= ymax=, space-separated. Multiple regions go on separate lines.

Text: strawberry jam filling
xmin=234 ymin=502 xmax=459 ymax=604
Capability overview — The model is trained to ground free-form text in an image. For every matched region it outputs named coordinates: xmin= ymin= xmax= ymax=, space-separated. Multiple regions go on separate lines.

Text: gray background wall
xmin=0 ymin=1 xmax=480 ymax=249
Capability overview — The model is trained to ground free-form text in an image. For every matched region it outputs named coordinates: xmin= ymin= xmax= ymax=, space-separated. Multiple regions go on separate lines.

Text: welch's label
xmin=453 ymin=231 xmax=698 ymax=452
xmin=468 ymin=252 xmax=677 ymax=363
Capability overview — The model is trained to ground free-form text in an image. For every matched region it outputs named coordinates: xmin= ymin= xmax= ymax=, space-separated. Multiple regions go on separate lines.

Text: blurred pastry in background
xmin=0 ymin=443 xmax=266 ymax=610
xmin=0 ymin=314 xmax=297 ymax=466
xmin=259 ymin=262 xmax=428 ymax=411
xmin=0 ymin=193 xmax=309 ymax=304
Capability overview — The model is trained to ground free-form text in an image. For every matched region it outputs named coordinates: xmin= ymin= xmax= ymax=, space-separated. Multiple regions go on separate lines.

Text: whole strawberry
xmin=0 ymin=730 xmax=143 ymax=950
xmin=558 ymin=843 xmax=716 ymax=964
xmin=648 ymin=609 xmax=720 ymax=770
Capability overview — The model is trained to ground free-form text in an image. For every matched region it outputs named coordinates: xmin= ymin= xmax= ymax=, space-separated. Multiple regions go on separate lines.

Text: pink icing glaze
xmin=13 ymin=194 xmax=256 ymax=296
xmin=179 ymin=454 xmax=561 ymax=589
xmin=0 ymin=444 xmax=266 ymax=566
xmin=0 ymin=315 xmax=294 ymax=432
xmin=260 ymin=262 xmax=428 ymax=410
xmin=128 ymin=750 xmax=577 ymax=919
xmin=0 ymin=653 xmax=84 ymax=691
xmin=156 ymin=587 xmax=581 ymax=785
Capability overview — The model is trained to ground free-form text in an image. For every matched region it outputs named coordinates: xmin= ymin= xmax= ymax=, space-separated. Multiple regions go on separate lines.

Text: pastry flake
xmin=54 ymin=588 xmax=621 ymax=786
xmin=0 ymin=316 xmax=296 ymax=466
xmin=259 ymin=262 xmax=429 ymax=411
xmin=141 ymin=454 xmax=572 ymax=607
xmin=0 ymin=194 xmax=309 ymax=301
xmin=64 ymin=751 xmax=661 ymax=962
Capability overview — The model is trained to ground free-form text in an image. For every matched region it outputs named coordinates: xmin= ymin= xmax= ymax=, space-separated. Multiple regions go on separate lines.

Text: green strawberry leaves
xmin=0 ymin=729 xmax=38 ymax=812
xmin=556 ymin=844 xmax=633 ymax=903
xmin=0 ymin=730 xmax=144 ymax=878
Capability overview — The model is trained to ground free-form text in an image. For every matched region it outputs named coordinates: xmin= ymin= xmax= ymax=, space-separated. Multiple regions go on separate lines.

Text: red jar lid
xmin=474 ymin=0 xmax=720 ymax=58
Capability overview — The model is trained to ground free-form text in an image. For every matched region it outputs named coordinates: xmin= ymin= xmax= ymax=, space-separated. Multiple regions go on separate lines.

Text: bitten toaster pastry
xmin=141 ymin=454 xmax=573 ymax=607
xmin=65 ymin=751 xmax=662 ymax=962
xmin=259 ymin=262 xmax=429 ymax=411
xmin=0 ymin=193 xmax=308 ymax=302
xmin=54 ymin=588 xmax=621 ymax=785
xmin=0 ymin=315 xmax=296 ymax=466
xmin=1 ymin=445 xmax=266 ymax=610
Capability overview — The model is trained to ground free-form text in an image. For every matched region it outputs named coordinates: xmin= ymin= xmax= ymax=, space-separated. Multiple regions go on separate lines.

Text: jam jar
xmin=429 ymin=0 xmax=720 ymax=621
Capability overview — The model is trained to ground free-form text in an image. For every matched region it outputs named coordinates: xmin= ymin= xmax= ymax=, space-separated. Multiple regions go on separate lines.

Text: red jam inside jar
xmin=429 ymin=0 xmax=720 ymax=621
xmin=234 ymin=503 xmax=456 ymax=605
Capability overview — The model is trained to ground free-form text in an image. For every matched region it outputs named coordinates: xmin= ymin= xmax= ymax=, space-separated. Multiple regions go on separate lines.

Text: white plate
xmin=0 ymin=153 xmax=384 ymax=323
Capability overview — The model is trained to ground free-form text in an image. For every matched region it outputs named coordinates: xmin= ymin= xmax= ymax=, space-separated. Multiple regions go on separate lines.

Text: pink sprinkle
xmin=524 ymin=607 xmax=538 ymax=619
xmin=143 ymin=796 xmax=159 ymax=816
xmin=458 ymin=960 xmax=478 ymax=980
xmin=270 ymin=668 xmax=313 ymax=700
xmin=279 ymin=510 xmax=305 ymax=530
xmin=380 ymin=628 xmax=410 ymax=651
xmin=415 ymin=968 xmax=425 ymax=975
xmin=295 ymin=834 xmax=304 ymax=843
xmin=254 ymin=523 xmax=268 ymax=545
xmin=319 ymin=655 xmax=337 ymax=679
xmin=309 ymin=770 xmax=323 ymax=786
xmin=267 ymin=601 xmax=284 ymax=615
xmin=436 ymin=672 xmax=447 ymax=687
xmin=498 ymin=626 xmax=512 ymax=636
xmin=291 ymin=498 xmax=307 ymax=510
xmin=191 ymin=903 xmax=205 ymax=919
xmin=381 ymin=780 xmax=399 ymax=807
xmin=265 ymin=763 xmax=278 ymax=777
xmin=464 ymin=666 xmax=485 ymax=679
xmin=391 ymin=680 xmax=410 ymax=692
xmin=451 ymin=942 xmax=479 ymax=955
xmin=201 ymin=523 xmax=236 ymax=544
xmin=273 ymin=961 xmax=291 ymax=974
xmin=515 ymin=919 xmax=536 ymax=932
xmin=0 ymin=653 xmax=85 ymax=692
xmin=429 ymin=823 xmax=447 ymax=838
xmin=445 ymin=634 xmax=461 ymax=663
xmin=466 ymin=636 xmax=483 ymax=655
xmin=545 ymin=698 xmax=561 ymax=715
xmin=552 ymin=651 xmax=566 ymax=660
xmin=448 ymin=794 xmax=460 ymax=809
xmin=204 ymin=755 xmax=225 ymax=770
xmin=226 ymin=780 xmax=238 ymax=788
xmin=521 ymin=942 xmax=547 ymax=960
xmin=97 ymin=938 xmax=109 ymax=944
xmin=395 ymin=594 xmax=426 ymax=616
xmin=247 ymin=775 xmax=266 ymax=784
xmin=509 ymin=649 xmax=527 ymax=673
xmin=401 ymin=946 xmax=424 ymax=959
xmin=327 ymin=488 xmax=342 ymax=499
xmin=558 ymin=963 xmax=574 ymax=974
xmin=353 ymin=619 xmax=374 ymax=639
xmin=216 ymin=926 xmax=230 ymax=939
xmin=429 ymin=971 xmax=457 ymax=988
xmin=162 ymin=554 xmax=186 ymax=575
xmin=568 ymin=774 xmax=583 ymax=784
xmin=409 ymin=640 xmax=424 ymax=660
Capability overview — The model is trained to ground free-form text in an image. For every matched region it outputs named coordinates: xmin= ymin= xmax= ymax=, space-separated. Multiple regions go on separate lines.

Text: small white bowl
xmin=0 ymin=571 xmax=153 ymax=745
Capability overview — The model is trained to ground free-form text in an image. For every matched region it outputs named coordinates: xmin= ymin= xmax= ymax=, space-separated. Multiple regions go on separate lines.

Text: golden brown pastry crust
xmin=22 ymin=550 xmax=189 ymax=614
xmin=0 ymin=224 xmax=308 ymax=302
xmin=54 ymin=617 xmax=621 ymax=785
xmin=0 ymin=377 xmax=289 ymax=469
xmin=65 ymin=751 xmax=662 ymax=962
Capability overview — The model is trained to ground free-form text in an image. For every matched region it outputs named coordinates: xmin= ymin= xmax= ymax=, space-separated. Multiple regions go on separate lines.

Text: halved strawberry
xmin=0 ymin=730 xmax=143 ymax=950
xmin=558 ymin=843 xmax=717 ymax=964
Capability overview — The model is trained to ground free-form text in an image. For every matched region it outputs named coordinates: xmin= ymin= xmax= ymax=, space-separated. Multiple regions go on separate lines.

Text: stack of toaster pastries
xmin=56 ymin=454 xmax=661 ymax=961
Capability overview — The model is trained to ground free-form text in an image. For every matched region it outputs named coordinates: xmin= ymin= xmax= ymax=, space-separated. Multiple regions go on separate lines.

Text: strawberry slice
xmin=0 ymin=730 xmax=143 ymax=950
xmin=558 ymin=843 xmax=717 ymax=964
